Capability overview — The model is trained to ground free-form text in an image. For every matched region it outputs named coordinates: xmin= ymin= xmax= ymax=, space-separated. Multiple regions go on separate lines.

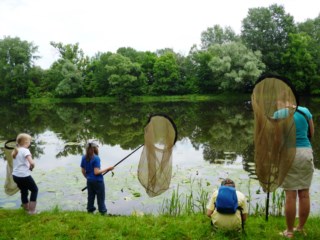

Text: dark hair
xmin=221 ymin=178 xmax=236 ymax=188
xmin=85 ymin=143 xmax=99 ymax=161
xmin=255 ymin=74 xmax=300 ymax=106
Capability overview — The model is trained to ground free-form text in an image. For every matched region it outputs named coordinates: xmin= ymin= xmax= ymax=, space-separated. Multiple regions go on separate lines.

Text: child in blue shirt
xmin=81 ymin=141 xmax=114 ymax=214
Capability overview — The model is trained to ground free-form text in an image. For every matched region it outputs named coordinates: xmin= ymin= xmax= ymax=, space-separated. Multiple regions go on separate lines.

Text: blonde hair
xmin=12 ymin=133 xmax=32 ymax=158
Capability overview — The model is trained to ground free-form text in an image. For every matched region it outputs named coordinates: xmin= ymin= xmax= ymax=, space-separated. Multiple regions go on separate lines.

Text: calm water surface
xmin=0 ymin=100 xmax=319 ymax=215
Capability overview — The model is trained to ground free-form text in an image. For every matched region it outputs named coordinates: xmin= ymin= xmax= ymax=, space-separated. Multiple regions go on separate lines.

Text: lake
xmin=0 ymin=99 xmax=319 ymax=216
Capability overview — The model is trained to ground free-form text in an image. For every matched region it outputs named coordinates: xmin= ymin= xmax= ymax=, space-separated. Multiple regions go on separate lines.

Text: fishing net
xmin=3 ymin=140 xmax=19 ymax=195
xmin=251 ymin=75 xmax=298 ymax=192
xmin=138 ymin=114 xmax=178 ymax=197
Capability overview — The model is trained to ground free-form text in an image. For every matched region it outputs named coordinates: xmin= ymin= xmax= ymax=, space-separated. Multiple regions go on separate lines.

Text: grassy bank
xmin=17 ymin=93 xmax=251 ymax=104
xmin=0 ymin=209 xmax=319 ymax=239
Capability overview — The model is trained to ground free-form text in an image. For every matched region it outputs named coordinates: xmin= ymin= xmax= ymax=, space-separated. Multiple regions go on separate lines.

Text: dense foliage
xmin=1 ymin=4 xmax=320 ymax=101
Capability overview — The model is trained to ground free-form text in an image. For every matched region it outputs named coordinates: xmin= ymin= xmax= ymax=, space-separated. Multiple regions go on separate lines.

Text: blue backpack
xmin=215 ymin=186 xmax=239 ymax=214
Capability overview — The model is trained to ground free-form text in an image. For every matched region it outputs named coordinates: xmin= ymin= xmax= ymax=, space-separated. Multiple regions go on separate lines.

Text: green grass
xmin=18 ymin=96 xmax=116 ymax=104
xmin=130 ymin=93 xmax=250 ymax=103
xmin=17 ymin=93 xmax=251 ymax=104
xmin=0 ymin=209 xmax=319 ymax=240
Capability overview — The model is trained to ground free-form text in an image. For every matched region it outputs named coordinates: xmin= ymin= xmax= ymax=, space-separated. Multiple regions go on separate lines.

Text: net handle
xmin=81 ymin=113 xmax=178 ymax=192
xmin=81 ymin=144 xmax=144 ymax=191
xmin=252 ymin=74 xmax=298 ymax=222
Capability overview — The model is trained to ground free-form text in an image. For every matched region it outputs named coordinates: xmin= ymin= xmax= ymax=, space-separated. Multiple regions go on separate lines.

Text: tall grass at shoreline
xmin=1 ymin=178 xmax=317 ymax=239
xmin=159 ymin=178 xmax=285 ymax=218
xmin=0 ymin=208 xmax=319 ymax=239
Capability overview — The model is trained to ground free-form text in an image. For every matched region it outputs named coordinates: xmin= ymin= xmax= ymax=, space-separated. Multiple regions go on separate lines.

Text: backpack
xmin=215 ymin=186 xmax=239 ymax=214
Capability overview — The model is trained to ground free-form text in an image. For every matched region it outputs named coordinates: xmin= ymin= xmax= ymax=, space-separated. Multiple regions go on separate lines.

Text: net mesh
xmin=252 ymin=76 xmax=297 ymax=192
xmin=3 ymin=145 xmax=19 ymax=196
xmin=138 ymin=115 xmax=177 ymax=197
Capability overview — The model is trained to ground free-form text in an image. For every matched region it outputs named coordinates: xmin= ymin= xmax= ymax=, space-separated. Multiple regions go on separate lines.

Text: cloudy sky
xmin=1 ymin=0 xmax=319 ymax=69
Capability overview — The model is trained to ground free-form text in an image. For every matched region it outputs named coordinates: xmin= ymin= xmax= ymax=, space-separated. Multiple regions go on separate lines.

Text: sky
xmin=1 ymin=0 xmax=319 ymax=69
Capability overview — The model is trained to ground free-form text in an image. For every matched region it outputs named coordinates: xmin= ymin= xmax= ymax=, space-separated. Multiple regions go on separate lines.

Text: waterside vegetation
xmin=1 ymin=4 xmax=320 ymax=102
xmin=0 ymin=208 xmax=319 ymax=239
xmin=18 ymin=93 xmax=250 ymax=104
xmin=2 ymin=177 xmax=317 ymax=239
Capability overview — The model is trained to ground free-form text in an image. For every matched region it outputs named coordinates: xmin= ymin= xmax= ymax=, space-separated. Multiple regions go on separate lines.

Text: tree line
xmin=1 ymin=4 xmax=320 ymax=101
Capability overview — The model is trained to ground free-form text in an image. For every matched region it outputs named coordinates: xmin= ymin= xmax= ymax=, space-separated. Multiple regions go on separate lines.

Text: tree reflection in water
xmin=0 ymin=99 xmax=319 ymax=172
xmin=0 ymin=99 xmax=319 ymax=213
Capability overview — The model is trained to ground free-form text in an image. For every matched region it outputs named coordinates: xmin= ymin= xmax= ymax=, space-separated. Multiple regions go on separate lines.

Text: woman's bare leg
xmin=285 ymin=190 xmax=297 ymax=231
xmin=296 ymin=189 xmax=310 ymax=230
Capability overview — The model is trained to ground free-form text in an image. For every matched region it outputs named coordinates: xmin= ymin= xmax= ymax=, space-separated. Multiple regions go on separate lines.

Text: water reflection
xmin=0 ymin=100 xmax=319 ymax=170
xmin=0 ymin=99 xmax=319 ymax=213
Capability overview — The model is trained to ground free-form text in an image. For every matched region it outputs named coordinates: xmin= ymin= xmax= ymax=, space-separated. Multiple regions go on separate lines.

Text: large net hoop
xmin=252 ymin=75 xmax=298 ymax=192
xmin=2 ymin=139 xmax=19 ymax=195
xmin=138 ymin=114 xmax=177 ymax=197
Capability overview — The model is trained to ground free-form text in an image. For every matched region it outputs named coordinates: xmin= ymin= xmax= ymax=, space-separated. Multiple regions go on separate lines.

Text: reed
xmin=160 ymin=177 xmax=286 ymax=217
xmin=159 ymin=178 xmax=210 ymax=216
xmin=196 ymin=180 xmax=210 ymax=214
xmin=160 ymin=184 xmax=183 ymax=216
xmin=271 ymin=189 xmax=285 ymax=216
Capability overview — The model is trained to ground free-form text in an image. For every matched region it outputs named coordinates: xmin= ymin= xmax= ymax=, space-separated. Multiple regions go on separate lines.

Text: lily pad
xmin=132 ymin=192 xmax=141 ymax=198
xmin=64 ymin=142 xmax=81 ymax=146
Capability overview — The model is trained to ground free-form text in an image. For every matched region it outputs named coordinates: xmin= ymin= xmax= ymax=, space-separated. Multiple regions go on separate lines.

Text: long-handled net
xmin=2 ymin=139 xmax=19 ymax=195
xmin=138 ymin=114 xmax=178 ymax=197
xmin=251 ymin=75 xmax=298 ymax=220
xmin=82 ymin=113 xmax=178 ymax=197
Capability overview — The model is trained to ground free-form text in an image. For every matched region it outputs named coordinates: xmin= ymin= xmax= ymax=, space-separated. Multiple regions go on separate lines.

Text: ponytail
xmin=11 ymin=133 xmax=32 ymax=159
xmin=12 ymin=147 xmax=19 ymax=159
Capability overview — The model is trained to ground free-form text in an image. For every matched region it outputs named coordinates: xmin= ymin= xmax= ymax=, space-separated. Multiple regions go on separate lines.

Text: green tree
xmin=55 ymin=60 xmax=83 ymax=97
xmin=84 ymin=52 xmax=113 ymax=97
xmin=26 ymin=66 xmax=45 ymax=98
xmin=155 ymin=48 xmax=175 ymax=56
xmin=191 ymin=48 xmax=215 ymax=93
xmin=298 ymin=14 xmax=320 ymax=43
xmin=177 ymin=52 xmax=199 ymax=94
xmin=0 ymin=36 xmax=39 ymax=100
xmin=201 ymin=25 xmax=239 ymax=49
xmin=207 ymin=42 xmax=265 ymax=92
xmin=40 ymin=62 xmax=64 ymax=97
xmin=297 ymin=15 xmax=320 ymax=94
xmin=152 ymin=52 xmax=181 ymax=95
xmin=136 ymin=51 xmax=157 ymax=94
xmin=49 ymin=42 xmax=89 ymax=97
xmin=116 ymin=48 xmax=158 ymax=95
xmin=50 ymin=42 xmax=89 ymax=71
xmin=105 ymin=53 xmax=142 ymax=100
xmin=117 ymin=47 xmax=142 ymax=63
xmin=281 ymin=33 xmax=318 ymax=94
xmin=241 ymin=4 xmax=296 ymax=73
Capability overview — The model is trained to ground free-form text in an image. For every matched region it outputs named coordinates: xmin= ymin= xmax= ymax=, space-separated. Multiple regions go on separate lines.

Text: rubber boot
xmin=22 ymin=203 xmax=29 ymax=211
xmin=28 ymin=201 xmax=37 ymax=215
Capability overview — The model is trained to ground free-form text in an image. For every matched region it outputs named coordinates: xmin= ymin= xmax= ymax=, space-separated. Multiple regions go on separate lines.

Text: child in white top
xmin=12 ymin=133 xmax=38 ymax=214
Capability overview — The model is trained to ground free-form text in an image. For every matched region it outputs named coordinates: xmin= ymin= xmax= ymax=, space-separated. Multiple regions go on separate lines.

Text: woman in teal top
xmin=281 ymin=106 xmax=314 ymax=238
